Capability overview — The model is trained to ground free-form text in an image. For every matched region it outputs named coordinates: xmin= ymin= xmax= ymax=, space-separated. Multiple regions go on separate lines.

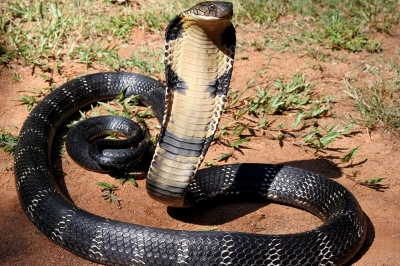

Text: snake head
xmin=191 ymin=1 xmax=233 ymax=20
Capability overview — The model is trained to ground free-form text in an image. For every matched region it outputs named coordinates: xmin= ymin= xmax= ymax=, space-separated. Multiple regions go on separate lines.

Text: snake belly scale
xmin=14 ymin=1 xmax=367 ymax=265
xmin=147 ymin=2 xmax=235 ymax=207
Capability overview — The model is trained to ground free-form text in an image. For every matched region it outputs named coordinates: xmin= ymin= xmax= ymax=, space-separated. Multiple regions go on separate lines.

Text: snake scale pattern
xmin=14 ymin=1 xmax=367 ymax=265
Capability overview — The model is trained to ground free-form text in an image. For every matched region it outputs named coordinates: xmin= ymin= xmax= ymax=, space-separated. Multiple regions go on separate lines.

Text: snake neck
xmin=146 ymin=11 xmax=235 ymax=207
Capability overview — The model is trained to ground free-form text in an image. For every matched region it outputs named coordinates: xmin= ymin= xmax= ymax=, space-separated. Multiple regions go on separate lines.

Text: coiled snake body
xmin=14 ymin=2 xmax=366 ymax=265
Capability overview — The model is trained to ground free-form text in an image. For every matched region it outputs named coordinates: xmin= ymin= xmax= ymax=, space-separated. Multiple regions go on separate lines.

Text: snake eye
xmin=208 ymin=4 xmax=217 ymax=16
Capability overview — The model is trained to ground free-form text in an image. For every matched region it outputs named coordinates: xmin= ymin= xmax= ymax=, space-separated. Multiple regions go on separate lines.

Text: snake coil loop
xmin=14 ymin=2 xmax=366 ymax=265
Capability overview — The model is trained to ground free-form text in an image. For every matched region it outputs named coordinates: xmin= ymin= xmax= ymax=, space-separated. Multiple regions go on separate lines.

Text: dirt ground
xmin=1 ymin=22 xmax=400 ymax=266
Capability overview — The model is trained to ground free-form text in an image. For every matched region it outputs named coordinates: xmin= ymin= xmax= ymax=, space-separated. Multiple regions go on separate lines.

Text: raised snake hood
xmin=146 ymin=1 xmax=236 ymax=207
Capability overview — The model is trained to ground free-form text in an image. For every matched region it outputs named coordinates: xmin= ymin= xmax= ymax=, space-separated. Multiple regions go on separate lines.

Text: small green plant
xmin=204 ymin=152 xmax=233 ymax=167
xmin=344 ymin=58 xmax=400 ymax=135
xmin=98 ymin=101 xmax=120 ymax=116
xmin=363 ymin=177 xmax=388 ymax=190
xmin=302 ymin=123 xmax=353 ymax=152
xmin=66 ymin=111 xmax=87 ymax=128
xmin=123 ymin=47 xmax=165 ymax=75
xmin=306 ymin=95 xmax=333 ymax=119
xmin=237 ymin=0 xmax=283 ymax=24
xmin=293 ymin=111 xmax=305 ymax=128
xmin=272 ymin=74 xmax=314 ymax=113
xmin=214 ymin=121 xmax=236 ymax=139
xmin=314 ymin=15 xmax=381 ymax=52
xmin=95 ymin=182 xmax=120 ymax=206
xmin=98 ymin=90 xmax=153 ymax=123
xmin=118 ymin=173 xmax=138 ymax=187
xmin=230 ymin=137 xmax=251 ymax=149
xmin=365 ymin=177 xmax=385 ymax=186
xmin=347 ymin=172 xmax=388 ymax=190
xmin=203 ymin=160 xmax=216 ymax=166
xmin=17 ymin=95 xmax=39 ymax=111
xmin=211 ymin=119 xmax=251 ymax=165
xmin=0 ymin=129 xmax=18 ymax=154
xmin=235 ymin=74 xmax=315 ymax=129
xmin=137 ymin=106 xmax=153 ymax=120
xmin=3 ymin=163 xmax=12 ymax=171
xmin=342 ymin=146 xmax=360 ymax=163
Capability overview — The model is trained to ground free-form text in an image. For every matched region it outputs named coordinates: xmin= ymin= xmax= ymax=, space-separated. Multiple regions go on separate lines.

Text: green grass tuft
xmin=0 ymin=128 xmax=18 ymax=154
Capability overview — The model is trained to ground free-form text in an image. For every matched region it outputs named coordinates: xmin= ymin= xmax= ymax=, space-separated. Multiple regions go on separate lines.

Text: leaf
xmin=310 ymin=101 xmax=327 ymax=117
xmin=117 ymin=86 xmax=128 ymax=102
xmin=365 ymin=178 xmax=385 ymax=185
xmin=230 ymin=137 xmax=251 ymax=149
xmin=319 ymin=132 xmax=340 ymax=148
xmin=326 ymin=123 xmax=341 ymax=134
xmin=98 ymin=101 xmax=119 ymax=116
xmin=236 ymin=108 xmax=248 ymax=120
xmin=109 ymin=193 xmax=120 ymax=206
xmin=293 ymin=111 xmax=305 ymax=128
xmin=68 ymin=41 xmax=75 ymax=57
xmin=197 ymin=226 xmax=218 ymax=231
xmin=119 ymin=174 xmax=138 ymax=187
xmin=231 ymin=77 xmax=255 ymax=105
xmin=139 ymin=106 xmax=152 ymax=117
xmin=129 ymin=178 xmax=137 ymax=187
xmin=341 ymin=123 xmax=354 ymax=134
xmin=342 ymin=146 xmax=360 ymax=163
xmin=204 ymin=160 xmax=216 ymax=166
xmin=17 ymin=95 xmax=38 ymax=111
xmin=0 ymin=130 xmax=18 ymax=154
xmin=232 ymin=123 xmax=248 ymax=136
xmin=247 ymin=77 xmax=257 ymax=88
xmin=79 ymin=110 xmax=86 ymax=120
xmin=258 ymin=114 xmax=268 ymax=128
xmin=294 ymin=95 xmax=310 ymax=108
xmin=216 ymin=153 xmax=232 ymax=161
xmin=303 ymin=127 xmax=319 ymax=143
xmin=95 ymin=182 xmax=114 ymax=191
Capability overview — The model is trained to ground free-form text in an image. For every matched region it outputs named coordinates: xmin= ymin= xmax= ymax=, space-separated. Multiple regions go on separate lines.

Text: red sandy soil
xmin=1 ymin=19 xmax=400 ymax=266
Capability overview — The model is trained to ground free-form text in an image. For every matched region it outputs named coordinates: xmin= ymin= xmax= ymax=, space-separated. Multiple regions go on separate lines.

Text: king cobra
xmin=14 ymin=1 xmax=366 ymax=265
